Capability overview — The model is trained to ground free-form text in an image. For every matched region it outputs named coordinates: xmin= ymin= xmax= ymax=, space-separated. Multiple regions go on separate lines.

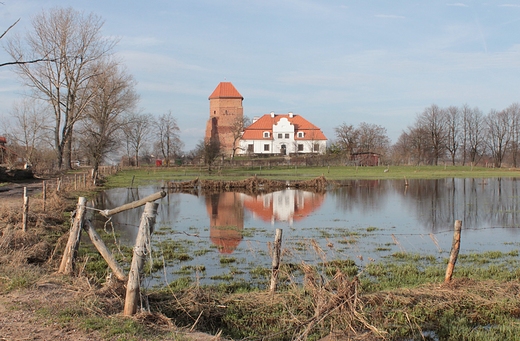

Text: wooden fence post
xmin=58 ymin=197 xmax=87 ymax=275
xmin=22 ymin=187 xmax=29 ymax=232
xmin=444 ymin=220 xmax=462 ymax=283
xmin=124 ymin=202 xmax=159 ymax=316
xmin=270 ymin=228 xmax=283 ymax=294
xmin=83 ymin=220 xmax=127 ymax=281
xmin=42 ymin=181 xmax=47 ymax=212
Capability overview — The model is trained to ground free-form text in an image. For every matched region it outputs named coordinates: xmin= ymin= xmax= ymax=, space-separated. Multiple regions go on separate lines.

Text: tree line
xmin=330 ymin=103 xmax=520 ymax=168
xmin=1 ymin=7 xmax=182 ymax=181
xmin=391 ymin=103 xmax=520 ymax=168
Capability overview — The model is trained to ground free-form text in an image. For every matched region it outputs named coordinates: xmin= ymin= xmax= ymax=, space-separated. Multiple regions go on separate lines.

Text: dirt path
xmin=0 ymin=179 xmax=45 ymax=200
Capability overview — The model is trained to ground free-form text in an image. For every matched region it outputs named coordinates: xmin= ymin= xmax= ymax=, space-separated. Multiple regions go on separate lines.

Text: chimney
xmin=270 ymin=111 xmax=275 ymax=118
xmin=288 ymin=112 xmax=293 ymax=118
xmin=252 ymin=116 xmax=259 ymax=123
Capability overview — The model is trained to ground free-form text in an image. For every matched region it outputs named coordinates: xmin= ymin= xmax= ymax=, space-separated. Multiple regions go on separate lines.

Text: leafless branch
xmin=0 ymin=18 xmax=19 ymax=40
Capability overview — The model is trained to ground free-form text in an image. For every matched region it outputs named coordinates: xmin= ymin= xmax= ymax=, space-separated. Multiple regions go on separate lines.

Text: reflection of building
xmin=239 ymin=112 xmax=327 ymax=156
xmin=243 ymin=189 xmax=325 ymax=225
xmin=206 ymin=192 xmax=244 ymax=254
xmin=204 ymin=190 xmax=325 ymax=253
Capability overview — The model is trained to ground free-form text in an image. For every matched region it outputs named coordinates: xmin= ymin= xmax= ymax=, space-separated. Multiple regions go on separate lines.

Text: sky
xmin=1 ymin=1 xmax=520 ymax=152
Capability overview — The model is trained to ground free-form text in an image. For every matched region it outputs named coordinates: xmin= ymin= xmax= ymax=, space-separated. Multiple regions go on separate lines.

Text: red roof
xmin=0 ymin=136 xmax=6 ymax=144
xmin=241 ymin=114 xmax=327 ymax=140
xmin=209 ymin=82 xmax=243 ymax=100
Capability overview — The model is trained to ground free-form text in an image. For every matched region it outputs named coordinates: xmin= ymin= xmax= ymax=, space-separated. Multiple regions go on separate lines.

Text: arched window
xmin=263 ymin=131 xmax=270 ymax=138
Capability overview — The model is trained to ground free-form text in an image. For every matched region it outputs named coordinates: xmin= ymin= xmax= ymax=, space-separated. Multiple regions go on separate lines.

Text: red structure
xmin=350 ymin=152 xmax=380 ymax=166
xmin=205 ymin=82 xmax=244 ymax=157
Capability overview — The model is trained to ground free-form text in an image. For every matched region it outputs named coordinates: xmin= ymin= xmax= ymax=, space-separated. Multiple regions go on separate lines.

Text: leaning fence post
xmin=270 ymin=228 xmax=283 ymax=294
xmin=58 ymin=197 xmax=87 ymax=275
xmin=22 ymin=187 xmax=29 ymax=232
xmin=124 ymin=202 xmax=159 ymax=316
xmin=42 ymin=181 xmax=47 ymax=212
xmin=84 ymin=220 xmax=127 ymax=281
xmin=444 ymin=220 xmax=462 ymax=283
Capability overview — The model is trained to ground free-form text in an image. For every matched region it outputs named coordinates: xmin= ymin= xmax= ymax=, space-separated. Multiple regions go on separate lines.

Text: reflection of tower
xmin=206 ymin=192 xmax=245 ymax=254
xmin=243 ymin=189 xmax=325 ymax=225
xmin=205 ymin=82 xmax=244 ymax=156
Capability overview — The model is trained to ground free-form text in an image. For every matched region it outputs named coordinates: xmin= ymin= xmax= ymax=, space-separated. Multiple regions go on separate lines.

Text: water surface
xmin=93 ymin=178 xmax=520 ymax=286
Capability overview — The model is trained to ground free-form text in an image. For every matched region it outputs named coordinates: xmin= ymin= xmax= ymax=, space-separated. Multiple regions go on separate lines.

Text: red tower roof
xmin=209 ymin=82 xmax=243 ymax=100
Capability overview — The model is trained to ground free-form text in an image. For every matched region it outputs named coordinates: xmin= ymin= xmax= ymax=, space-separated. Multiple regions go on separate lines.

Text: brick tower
xmin=205 ymin=82 xmax=244 ymax=156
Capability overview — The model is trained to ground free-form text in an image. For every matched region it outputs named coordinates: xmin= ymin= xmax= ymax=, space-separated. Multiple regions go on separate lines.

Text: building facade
xmin=238 ymin=112 xmax=327 ymax=156
xmin=204 ymin=82 xmax=244 ymax=157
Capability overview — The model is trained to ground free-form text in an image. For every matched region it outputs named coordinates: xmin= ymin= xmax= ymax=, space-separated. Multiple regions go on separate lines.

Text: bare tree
xmin=416 ymin=104 xmax=448 ymax=165
xmin=485 ymin=109 xmax=511 ymax=168
xmin=230 ymin=115 xmax=251 ymax=158
xmin=78 ymin=60 xmax=138 ymax=181
xmin=445 ymin=106 xmax=461 ymax=165
xmin=154 ymin=111 xmax=183 ymax=166
xmin=460 ymin=104 xmax=471 ymax=165
xmin=334 ymin=123 xmax=359 ymax=157
xmin=7 ymin=7 xmax=116 ymax=170
xmin=506 ymin=103 xmax=520 ymax=167
xmin=465 ymin=107 xmax=485 ymax=165
xmin=403 ymin=125 xmax=432 ymax=165
xmin=357 ymin=122 xmax=390 ymax=155
xmin=195 ymin=139 xmax=221 ymax=172
xmin=6 ymin=98 xmax=52 ymax=168
xmin=122 ymin=112 xmax=152 ymax=167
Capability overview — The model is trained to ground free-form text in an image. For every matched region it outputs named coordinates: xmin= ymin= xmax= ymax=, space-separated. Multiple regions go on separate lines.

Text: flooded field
xmin=93 ymin=178 xmax=520 ymax=287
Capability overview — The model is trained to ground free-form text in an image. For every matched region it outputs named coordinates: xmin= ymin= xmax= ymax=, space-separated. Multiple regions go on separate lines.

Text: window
xmin=285 ymin=133 xmax=289 ymax=139
xmin=297 ymin=132 xmax=304 ymax=138
xmin=298 ymin=144 xmax=304 ymax=151
xmin=264 ymin=144 xmax=270 ymax=151
xmin=263 ymin=131 xmax=270 ymax=138
xmin=277 ymin=133 xmax=282 ymax=139
xmin=313 ymin=144 xmax=320 ymax=152
xmin=247 ymin=144 xmax=253 ymax=152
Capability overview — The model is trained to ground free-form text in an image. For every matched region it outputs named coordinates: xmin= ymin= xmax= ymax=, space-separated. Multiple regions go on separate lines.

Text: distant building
xmin=205 ymin=82 xmax=244 ymax=157
xmin=350 ymin=152 xmax=380 ymax=166
xmin=238 ymin=112 xmax=327 ymax=156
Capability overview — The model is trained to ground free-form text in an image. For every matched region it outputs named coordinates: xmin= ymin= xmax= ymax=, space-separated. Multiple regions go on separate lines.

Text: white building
xmin=238 ymin=112 xmax=327 ymax=155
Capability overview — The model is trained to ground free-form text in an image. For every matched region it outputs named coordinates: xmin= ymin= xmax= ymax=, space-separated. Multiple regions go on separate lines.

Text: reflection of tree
xmin=330 ymin=180 xmax=384 ymax=214
xmin=330 ymin=178 xmax=520 ymax=233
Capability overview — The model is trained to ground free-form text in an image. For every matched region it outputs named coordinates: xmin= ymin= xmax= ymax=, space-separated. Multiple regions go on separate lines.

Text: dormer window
xmin=297 ymin=132 xmax=304 ymax=138
xmin=263 ymin=131 xmax=270 ymax=138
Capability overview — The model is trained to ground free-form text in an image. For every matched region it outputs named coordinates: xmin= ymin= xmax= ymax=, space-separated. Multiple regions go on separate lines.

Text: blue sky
xmin=1 ymin=1 xmax=520 ymax=151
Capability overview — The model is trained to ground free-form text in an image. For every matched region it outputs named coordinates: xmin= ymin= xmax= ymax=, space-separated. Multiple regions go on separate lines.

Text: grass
xmin=103 ymin=164 xmax=520 ymax=188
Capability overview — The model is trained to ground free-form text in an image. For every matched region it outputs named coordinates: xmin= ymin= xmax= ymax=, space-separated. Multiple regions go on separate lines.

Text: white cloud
xmin=374 ymin=14 xmax=406 ymax=19
xmin=446 ymin=3 xmax=469 ymax=7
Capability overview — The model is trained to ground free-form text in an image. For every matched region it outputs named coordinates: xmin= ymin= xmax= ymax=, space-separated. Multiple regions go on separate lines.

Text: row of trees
xmin=6 ymin=100 xmax=183 ymax=172
xmin=328 ymin=103 xmax=520 ymax=168
xmin=3 ymin=8 xmax=182 ymax=179
xmin=392 ymin=103 xmax=520 ymax=167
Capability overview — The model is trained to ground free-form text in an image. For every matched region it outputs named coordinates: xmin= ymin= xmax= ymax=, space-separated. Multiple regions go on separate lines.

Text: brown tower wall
xmin=205 ymin=87 xmax=244 ymax=156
